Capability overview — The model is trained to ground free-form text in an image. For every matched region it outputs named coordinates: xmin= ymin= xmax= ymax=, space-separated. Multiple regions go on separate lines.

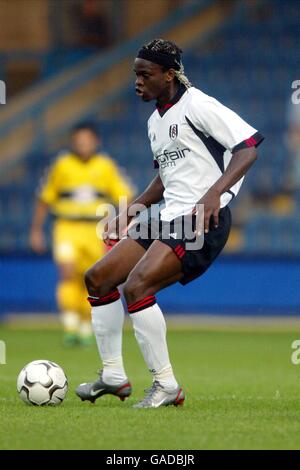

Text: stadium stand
xmin=0 ymin=0 xmax=299 ymax=256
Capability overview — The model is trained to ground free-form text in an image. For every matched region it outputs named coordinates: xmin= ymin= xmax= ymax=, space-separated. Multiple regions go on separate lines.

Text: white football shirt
xmin=147 ymin=85 xmax=264 ymax=222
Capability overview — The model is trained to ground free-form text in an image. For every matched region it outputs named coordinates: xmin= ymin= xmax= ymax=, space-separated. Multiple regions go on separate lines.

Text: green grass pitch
xmin=0 ymin=322 xmax=300 ymax=450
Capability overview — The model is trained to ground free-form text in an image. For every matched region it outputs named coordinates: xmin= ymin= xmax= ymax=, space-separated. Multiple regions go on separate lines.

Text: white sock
xmin=91 ymin=298 xmax=127 ymax=385
xmin=154 ymin=364 xmax=178 ymax=390
xmin=130 ymin=303 xmax=178 ymax=391
xmin=60 ymin=311 xmax=80 ymax=333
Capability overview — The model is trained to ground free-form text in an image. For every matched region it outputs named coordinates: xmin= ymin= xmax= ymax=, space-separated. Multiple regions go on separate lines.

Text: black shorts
xmin=128 ymin=206 xmax=231 ymax=285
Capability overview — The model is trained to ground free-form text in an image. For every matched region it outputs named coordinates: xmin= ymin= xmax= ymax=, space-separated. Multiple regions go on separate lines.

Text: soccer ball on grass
xmin=17 ymin=360 xmax=68 ymax=406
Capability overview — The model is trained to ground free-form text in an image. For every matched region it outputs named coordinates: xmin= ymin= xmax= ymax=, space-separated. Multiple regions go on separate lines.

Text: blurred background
xmin=0 ymin=0 xmax=299 ymax=318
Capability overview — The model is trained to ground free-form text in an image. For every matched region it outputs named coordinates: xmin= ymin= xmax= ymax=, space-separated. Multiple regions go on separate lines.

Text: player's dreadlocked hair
xmin=139 ymin=39 xmax=192 ymax=89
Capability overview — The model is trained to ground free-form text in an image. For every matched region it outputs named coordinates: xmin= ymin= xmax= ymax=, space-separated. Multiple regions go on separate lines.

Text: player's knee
xmin=123 ymin=280 xmax=138 ymax=304
xmin=84 ymin=265 xmax=116 ymax=297
xmin=84 ymin=266 xmax=100 ymax=291
xmin=123 ymin=272 xmax=150 ymax=304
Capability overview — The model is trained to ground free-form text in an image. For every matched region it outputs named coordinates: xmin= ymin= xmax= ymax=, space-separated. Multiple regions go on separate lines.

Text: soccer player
xmin=30 ymin=123 xmax=133 ymax=346
xmin=76 ymin=39 xmax=264 ymax=407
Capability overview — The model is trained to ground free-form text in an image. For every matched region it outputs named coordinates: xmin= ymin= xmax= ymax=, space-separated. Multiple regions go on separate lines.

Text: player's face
xmin=71 ymin=130 xmax=99 ymax=159
xmin=134 ymin=58 xmax=171 ymax=102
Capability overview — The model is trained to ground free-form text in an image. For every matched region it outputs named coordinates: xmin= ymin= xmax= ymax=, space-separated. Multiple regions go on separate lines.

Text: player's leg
xmin=122 ymin=208 xmax=231 ymax=408
xmin=56 ymin=263 xmax=82 ymax=346
xmin=77 ymin=279 xmax=93 ymax=347
xmin=123 ymin=240 xmax=185 ymax=408
xmin=76 ymin=222 xmax=107 ymax=348
xmin=76 ymin=237 xmax=147 ymax=402
xmin=53 ymin=221 xmax=82 ymax=346
xmin=84 ymin=237 xmax=147 ymax=297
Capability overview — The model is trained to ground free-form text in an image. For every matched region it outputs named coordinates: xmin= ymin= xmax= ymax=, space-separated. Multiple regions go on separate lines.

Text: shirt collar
xmin=156 ymin=84 xmax=186 ymax=117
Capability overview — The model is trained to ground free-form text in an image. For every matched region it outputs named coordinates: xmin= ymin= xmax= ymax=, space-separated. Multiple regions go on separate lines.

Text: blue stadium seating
xmin=1 ymin=0 xmax=299 ymax=255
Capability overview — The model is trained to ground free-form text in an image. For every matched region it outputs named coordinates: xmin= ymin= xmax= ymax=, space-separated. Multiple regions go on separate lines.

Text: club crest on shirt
xmin=169 ymin=124 xmax=178 ymax=141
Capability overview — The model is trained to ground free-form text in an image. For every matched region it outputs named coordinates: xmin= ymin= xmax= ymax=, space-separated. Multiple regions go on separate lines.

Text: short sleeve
xmin=38 ymin=161 xmax=60 ymax=205
xmin=186 ymin=95 xmax=264 ymax=152
xmin=105 ymin=158 xmax=135 ymax=205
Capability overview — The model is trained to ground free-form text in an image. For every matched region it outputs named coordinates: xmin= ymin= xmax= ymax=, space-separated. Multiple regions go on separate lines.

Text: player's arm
xmin=130 ymin=173 xmax=164 ymax=207
xmin=198 ymin=147 xmax=257 ymax=233
xmin=187 ymin=96 xmax=264 ymax=233
xmin=29 ymin=199 xmax=49 ymax=253
xmin=107 ymin=160 xmax=135 ymax=206
xmin=29 ymin=161 xmax=59 ymax=253
xmin=103 ymin=174 xmax=164 ymax=244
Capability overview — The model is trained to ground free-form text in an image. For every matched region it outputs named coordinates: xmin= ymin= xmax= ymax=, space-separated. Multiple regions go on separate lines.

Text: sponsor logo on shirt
xmin=155 ymin=147 xmax=190 ymax=169
xmin=73 ymin=185 xmax=98 ymax=203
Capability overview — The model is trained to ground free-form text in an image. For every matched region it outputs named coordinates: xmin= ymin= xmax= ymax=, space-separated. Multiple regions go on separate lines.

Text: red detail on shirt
xmin=156 ymin=103 xmax=173 ymax=113
xmin=244 ymin=136 xmax=257 ymax=147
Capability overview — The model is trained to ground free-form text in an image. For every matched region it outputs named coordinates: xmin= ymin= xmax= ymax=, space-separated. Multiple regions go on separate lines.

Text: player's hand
xmin=29 ymin=229 xmax=47 ymax=254
xmin=102 ymin=211 xmax=132 ymax=246
xmin=194 ymin=188 xmax=221 ymax=234
xmin=102 ymin=218 xmax=119 ymax=246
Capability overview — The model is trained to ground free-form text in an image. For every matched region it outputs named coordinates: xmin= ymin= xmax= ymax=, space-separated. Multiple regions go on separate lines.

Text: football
xmin=17 ymin=360 xmax=68 ymax=406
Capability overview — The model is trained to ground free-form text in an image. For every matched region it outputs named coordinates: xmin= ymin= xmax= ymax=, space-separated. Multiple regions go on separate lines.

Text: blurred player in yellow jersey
xmin=30 ymin=123 xmax=134 ymax=346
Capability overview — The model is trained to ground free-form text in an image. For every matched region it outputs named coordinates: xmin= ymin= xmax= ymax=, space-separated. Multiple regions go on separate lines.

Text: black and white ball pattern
xmin=17 ymin=360 xmax=68 ymax=406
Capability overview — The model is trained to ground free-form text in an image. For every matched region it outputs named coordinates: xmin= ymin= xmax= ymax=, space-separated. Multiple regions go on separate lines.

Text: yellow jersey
xmin=39 ymin=152 xmax=134 ymax=220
